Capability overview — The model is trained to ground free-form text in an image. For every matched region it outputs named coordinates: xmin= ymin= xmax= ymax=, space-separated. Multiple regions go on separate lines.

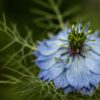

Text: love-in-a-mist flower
xmin=34 ymin=22 xmax=100 ymax=95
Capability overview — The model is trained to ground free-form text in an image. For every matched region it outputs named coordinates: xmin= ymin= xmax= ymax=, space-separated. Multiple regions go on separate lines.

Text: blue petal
xmin=36 ymin=53 xmax=51 ymax=61
xmin=45 ymin=39 xmax=64 ymax=48
xmin=39 ymin=62 xmax=65 ymax=81
xmin=38 ymin=70 xmax=50 ymax=81
xmin=57 ymin=28 xmax=70 ymax=40
xmin=36 ymin=49 xmax=67 ymax=69
xmin=64 ymin=86 xmax=75 ymax=93
xmin=35 ymin=28 xmax=70 ymax=57
xmin=36 ymin=57 xmax=56 ymax=70
xmin=48 ymin=62 xmax=65 ymax=80
xmin=80 ymin=86 xmax=94 ymax=96
xmin=37 ymin=41 xmax=60 ymax=56
xmin=66 ymin=57 xmax=90 ymax=89
xmin=90 ymin=73 xmax=100 ymax=87
xmin=85 ymin=51 xmax=100 ymax=74
xmin=33 ymin=51 xmax=40 ymax=56
xmin=87 ymin=37 xmax=100 ymax=55
xmin=87 ymin=31 xmax=99 ymax=40
xmin=54 ymin=72 xmax=69 ymax=88
xmin=63 ymin=57 xmax=73 ymax=69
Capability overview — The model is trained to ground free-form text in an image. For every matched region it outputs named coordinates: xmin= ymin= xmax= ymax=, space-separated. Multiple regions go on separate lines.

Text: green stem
xmin=16 ymin=39 xmax=36 ymax=51
xmin=48 ymin=0 xmax=64 ymax=29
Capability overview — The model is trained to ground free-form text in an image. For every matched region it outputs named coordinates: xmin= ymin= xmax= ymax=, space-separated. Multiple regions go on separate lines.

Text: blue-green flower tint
xmin=34 ymin=22 xmax=100 ymax=95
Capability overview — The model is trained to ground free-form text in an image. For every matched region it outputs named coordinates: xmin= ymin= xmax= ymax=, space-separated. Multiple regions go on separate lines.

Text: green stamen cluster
xmin=68 ymin=25 xmax=87 ymax=56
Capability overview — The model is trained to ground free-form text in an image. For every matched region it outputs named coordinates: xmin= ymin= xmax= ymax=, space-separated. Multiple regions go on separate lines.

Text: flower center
xmin=68 ymin=25 xmax=87 ymax=56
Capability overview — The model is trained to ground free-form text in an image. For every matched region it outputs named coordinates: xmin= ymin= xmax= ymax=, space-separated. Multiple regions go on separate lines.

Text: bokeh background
xmin=0 ymin=0 xmax=100 ymax=100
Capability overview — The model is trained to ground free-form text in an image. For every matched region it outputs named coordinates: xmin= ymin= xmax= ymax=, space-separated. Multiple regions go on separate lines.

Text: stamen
xmin=68 ymin=24 xmax=88 ymax=56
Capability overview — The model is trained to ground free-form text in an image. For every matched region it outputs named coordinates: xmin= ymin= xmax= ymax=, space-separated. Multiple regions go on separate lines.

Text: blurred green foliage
xmin=0 ymin=0 xmax=100 ymax=100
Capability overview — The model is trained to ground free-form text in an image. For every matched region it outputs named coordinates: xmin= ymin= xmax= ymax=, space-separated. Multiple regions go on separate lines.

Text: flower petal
xmin=80 ymin=86 xmax=95 ymax=96
xmin=54 ymin=72 xmax=69 ymax=88
xmin=64 ymin=86 xmax=75 ymax=93
xmin=66 ymin=57 xmax=90 ymax=89
xmin=38 ymin=70 xmax=50 ymax=81
xmin=39 ymin=62 xmax=65 ymax=81
xmin=36 ymin=49 xmax=67 ymax=69
xmin=87 ymin=37 xmax=100 ymax=55
xmin=90 ymin=73 xmax=100 ymax=87
xmin=48 ymin=62 xmax=65 ymax=80
xmin=36 ymin=58 xmax=56 ymax=69
xmin=85 ymin=51 xmax=100 ymax=74
xmin=57 ymin=28 xmax=70 ymax=40
xmin=37 ymin=41 xmax=60 ymax=55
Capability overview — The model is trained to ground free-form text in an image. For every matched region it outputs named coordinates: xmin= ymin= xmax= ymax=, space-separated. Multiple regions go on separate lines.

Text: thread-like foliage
xmin=31 ymin=0 xmax=81 ymax=32
xmin=0 ymin=0 xmax=100 ymax=100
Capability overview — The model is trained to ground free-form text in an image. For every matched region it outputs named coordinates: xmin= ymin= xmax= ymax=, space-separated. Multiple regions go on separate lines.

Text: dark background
xmin=0 ymin=0 xmax=100 ymax=100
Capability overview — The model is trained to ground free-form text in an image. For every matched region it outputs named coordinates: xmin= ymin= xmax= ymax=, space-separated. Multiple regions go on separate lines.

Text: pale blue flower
xmin=34 ymin=22 xmax=100 ymax=95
